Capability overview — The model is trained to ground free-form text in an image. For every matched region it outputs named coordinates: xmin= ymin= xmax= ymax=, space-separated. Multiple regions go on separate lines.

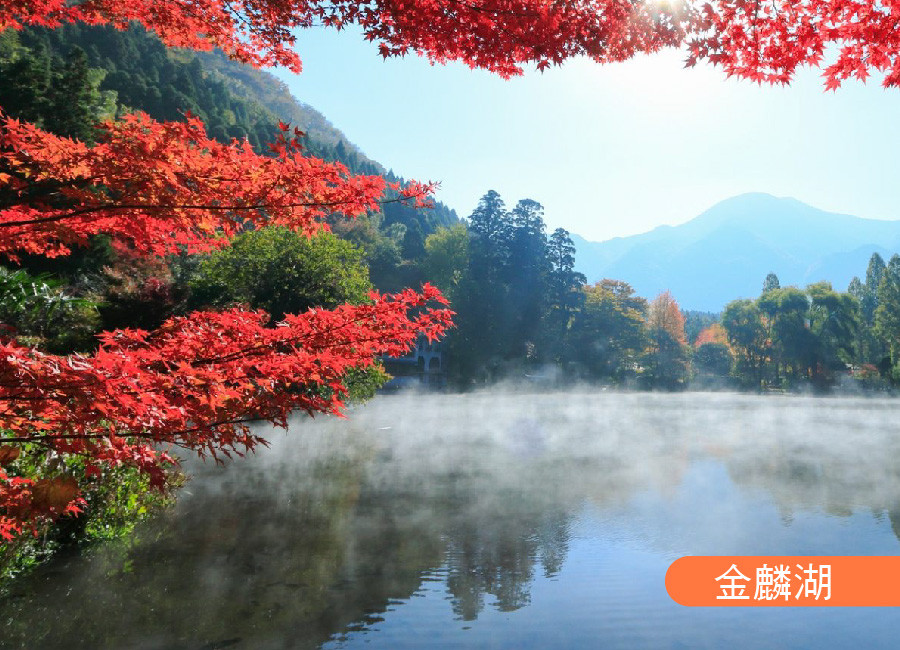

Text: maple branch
xmin=0 ymin=417 xmax=262 ymax=445
xmin=0 ymin=193 xmax=427 ymax=229
xmin=0 ymin=433 xmax=110 ymax=443
xmin=427 ymin=0 xmax=541 ymax=20
xmin=190 ymin=313 xmax=369 ymax=365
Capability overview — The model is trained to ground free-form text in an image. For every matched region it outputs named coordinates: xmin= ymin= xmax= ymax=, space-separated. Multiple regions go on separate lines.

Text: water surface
xmin=3 ymin=391 xmax=900 ymax=649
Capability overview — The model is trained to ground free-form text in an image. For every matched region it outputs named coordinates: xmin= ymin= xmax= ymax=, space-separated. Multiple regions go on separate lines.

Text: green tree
xmin=757 ymin=286 xmax=813 ymax=385
xmin=762 ymin=272 xmax=781 ymax=294
xmin=567 ymin=279 xmax=646 ymax=381
xmin=453 ymin=191 xmax=515 ymax=381
xmin=0 ymin=33 xmax=52 ymax=126
xmin=506 ymin=199 xmax=549 ymax=361
xmin=693 ymin=324 xmax=733 ymax=384
xmin=423 ymin=224 xmax=469 ymax=303
xmin=807 ymin=281 xmax=859 ymax=384
xmin=467 ymin=190 xmax=512 ymax=284
xmin=866 ymin=253 xmax=887 ymax=305
xmin=544 ymin=228 xmax=585 ymax=360
xmin=693 ymin=343 xmax=733 ymax=382
xmin=187 ymin=227 xmax=387 ymax=400
xmin=188 ymin=227 xmax=372 ymax=321
xmin=875 ymin=255 xmax=900 ymax=382
xmin=46 ymin=47 xmax=106 ymax=141
xmin=850 ymin=253 xmax=888 ymax=365
xmin=721 ymin=299 xmax=767 ymax=388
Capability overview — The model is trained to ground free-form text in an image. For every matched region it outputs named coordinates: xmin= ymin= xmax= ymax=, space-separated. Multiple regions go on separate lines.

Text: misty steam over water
xmin=3 ymin=390 xmax=900 ymax=648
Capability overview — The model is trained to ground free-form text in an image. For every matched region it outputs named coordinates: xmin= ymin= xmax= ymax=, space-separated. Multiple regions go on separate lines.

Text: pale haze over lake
xmin=3 ymin=390 xmax=900 ymax=649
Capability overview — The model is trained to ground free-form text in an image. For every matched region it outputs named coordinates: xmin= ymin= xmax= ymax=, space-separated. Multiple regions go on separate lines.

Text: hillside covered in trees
xmin=0 ymin=24 xmax=457 ymax=293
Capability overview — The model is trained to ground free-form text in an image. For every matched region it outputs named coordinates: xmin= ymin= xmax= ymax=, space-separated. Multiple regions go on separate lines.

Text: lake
xmin=3 ymin=390 xmax=900 ymax=649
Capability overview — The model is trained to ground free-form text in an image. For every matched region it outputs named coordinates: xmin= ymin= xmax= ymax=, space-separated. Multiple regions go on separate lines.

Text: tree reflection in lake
xmin=3 ymin=391 xmax=900 ymax=649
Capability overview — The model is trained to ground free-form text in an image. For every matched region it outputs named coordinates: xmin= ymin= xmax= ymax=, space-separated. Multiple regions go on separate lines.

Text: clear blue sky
xmin=273 ymin=27 xmax=900 ymax=242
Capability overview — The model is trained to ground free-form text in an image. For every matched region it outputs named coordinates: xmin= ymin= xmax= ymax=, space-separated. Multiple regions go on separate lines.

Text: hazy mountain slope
xmin=574 ymin=193 xmax=900 ymax=311
xmin=194 ymin=49 xmax=377 ymax=163
xmin=192 ymin=49 xmax=459 ymax=234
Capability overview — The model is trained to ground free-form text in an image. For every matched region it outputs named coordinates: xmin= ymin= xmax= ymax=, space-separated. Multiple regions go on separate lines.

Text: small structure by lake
xmin=381 ymin=336 xmax=445 ymax=389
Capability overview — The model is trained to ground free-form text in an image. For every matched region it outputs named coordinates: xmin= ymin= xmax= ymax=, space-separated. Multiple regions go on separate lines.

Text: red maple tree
xmin=0 ymin=112 xmax=436 ymax=260
xmin=0 ymin=0 xmax=895 ymax=540
xmin=3 ymin=0 xmax=897 ymax=87
xmin=0 ymin=108 xmax=452 ymax=538
xmin=0 ymin=3 xmax=455 ymax=541
xmin=687 ymin=0 xmax=900 ymax=88
xmin=647 ymin=291 xmax=687 ymax=346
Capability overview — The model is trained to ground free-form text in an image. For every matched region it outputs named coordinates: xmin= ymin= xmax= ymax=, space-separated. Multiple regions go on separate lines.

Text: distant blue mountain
xmin=572 ymin=193 xmax=900 ymax=312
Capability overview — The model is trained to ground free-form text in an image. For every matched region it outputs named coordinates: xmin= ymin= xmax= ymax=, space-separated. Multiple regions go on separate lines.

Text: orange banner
xmin=666 ymin=556 xmax=900 ymax=606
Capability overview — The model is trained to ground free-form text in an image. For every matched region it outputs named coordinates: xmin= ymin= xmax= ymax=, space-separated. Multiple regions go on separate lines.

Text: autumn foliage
xmin=0 ymin=91 xmax=444 ymax=542
xmin=0 ymin=112 xmax=433 ymax=260
xmin=3 ymin=0 xmax=898 ymax=87
xmin=694 ymin=323 xmax=729 ymax=348
xmin=687 ymin=0 xmax=900 ymax=88
xmin=0 ymin=0 xmax=687 ymax=77
xmin=1 ymin=0 xmax=898 ymax=544
xmin=647 ymin=291 xmax=687 ymax=346
xmin=0 ymin=2 xmax=451 ymax=543
xmin=0 ymin=286 xmax=451 ymax=540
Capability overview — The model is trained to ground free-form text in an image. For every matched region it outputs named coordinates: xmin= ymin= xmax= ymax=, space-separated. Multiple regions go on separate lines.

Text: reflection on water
xmin=3 ymin=391 xmax=900 ymax=648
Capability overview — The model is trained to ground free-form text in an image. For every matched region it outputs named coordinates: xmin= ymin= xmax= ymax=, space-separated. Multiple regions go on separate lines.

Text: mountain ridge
xmin=572 ymin=193 xmax=900 ymax=311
